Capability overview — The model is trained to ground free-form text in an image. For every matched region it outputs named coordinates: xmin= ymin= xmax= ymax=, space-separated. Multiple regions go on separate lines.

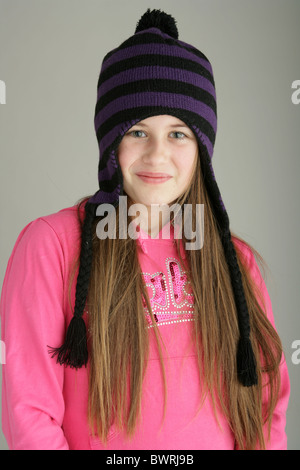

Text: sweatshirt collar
xmin=135 ymin=221 xmax=186 ymax=258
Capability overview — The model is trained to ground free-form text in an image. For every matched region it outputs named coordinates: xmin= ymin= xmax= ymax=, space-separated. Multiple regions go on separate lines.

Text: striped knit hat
xmin=49 ymin=9 xmax=258 ymax=387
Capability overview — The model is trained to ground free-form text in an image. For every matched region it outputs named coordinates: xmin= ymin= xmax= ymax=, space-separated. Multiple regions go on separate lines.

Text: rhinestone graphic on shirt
xmin=142 ymin=257 xmax=195 ymax=328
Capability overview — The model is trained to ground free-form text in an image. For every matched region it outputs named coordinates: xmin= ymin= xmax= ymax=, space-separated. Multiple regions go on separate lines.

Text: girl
xmin=0 ymin=9 xmax=290 ymax=450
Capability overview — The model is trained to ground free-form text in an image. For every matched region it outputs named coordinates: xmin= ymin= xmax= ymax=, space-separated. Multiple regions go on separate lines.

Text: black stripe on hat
xmin=104 ymin=31 xmax=211 ymax=64
xmin=96 ymin=79 xmax=216 ymax=117
xmin=98 ymin=54 xmax=215 ymax=89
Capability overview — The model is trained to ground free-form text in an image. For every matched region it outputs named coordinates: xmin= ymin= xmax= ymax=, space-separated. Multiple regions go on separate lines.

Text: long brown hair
xmin=70 ymin=154 xmax=282 ymax=450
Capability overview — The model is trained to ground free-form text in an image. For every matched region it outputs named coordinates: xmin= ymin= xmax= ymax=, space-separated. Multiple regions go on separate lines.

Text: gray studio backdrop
xmin=0 ymin=0 xmax=299 ymax=450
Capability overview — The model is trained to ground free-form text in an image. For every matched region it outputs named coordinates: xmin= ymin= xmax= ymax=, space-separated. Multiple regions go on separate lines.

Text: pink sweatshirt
xmin=1 ymin=204 xmax=290 ymax=450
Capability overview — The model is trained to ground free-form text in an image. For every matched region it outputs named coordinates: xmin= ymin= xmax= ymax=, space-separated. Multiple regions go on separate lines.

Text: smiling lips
xmin=136 ymin=172 xmax=172 ymax=184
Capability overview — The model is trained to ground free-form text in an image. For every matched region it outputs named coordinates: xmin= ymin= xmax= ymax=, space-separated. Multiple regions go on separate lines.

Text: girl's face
xmin=117 ymin=115 xmax=198 ymax=207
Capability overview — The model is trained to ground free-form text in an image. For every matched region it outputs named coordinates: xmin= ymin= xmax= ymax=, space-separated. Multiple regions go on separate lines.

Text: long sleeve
xmin=234 ymin=239 xmax=290 ymax=450
xmin=1 ymin=218 xmax=70 ymax=450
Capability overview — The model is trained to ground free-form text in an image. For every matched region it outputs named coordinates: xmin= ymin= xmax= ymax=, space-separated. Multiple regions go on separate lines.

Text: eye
xmin=171 ymin=131 xmax=186 ymax=139
xmin=127 ymin=130 xmax=146 ymax=138
xmin=126 ymin=130 xmax=188 ymax=139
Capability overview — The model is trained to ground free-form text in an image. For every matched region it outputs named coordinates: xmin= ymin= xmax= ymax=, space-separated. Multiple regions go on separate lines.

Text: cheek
xmin=117 ymin=141 xmax=139 ymax=174
xmin=177 ymin=153 xmax=196 ymax=182
xmin=117 ymin=148 xmax=131 ymax=175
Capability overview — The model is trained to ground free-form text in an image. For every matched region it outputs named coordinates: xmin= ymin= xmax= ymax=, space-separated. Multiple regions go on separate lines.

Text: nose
xmin=142 ymin=137 xmax=169 ymax=166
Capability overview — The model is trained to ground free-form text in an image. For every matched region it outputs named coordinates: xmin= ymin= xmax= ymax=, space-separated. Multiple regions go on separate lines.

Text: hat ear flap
xmin=48 ymin=202 xmax=96 ymax=368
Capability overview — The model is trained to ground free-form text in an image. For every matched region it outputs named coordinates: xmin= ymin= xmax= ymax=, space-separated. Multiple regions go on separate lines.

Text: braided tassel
xmin=48 ymin=202 xmax=96 ymax=369
xmin=237 ymin=336 xmax=258 ymax=387
xmin=222 ymin=230 xmax=258 ymax=387
xmin=48 ymin=315 xmax=88 ymax=368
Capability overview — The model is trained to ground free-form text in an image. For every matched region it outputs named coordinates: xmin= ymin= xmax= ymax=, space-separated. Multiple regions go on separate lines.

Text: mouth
xmin=136 ymin=172 xmax=172 ymax=184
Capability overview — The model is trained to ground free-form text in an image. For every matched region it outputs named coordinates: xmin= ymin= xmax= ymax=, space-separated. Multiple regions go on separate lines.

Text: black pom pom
xmin=135 ymin=8 xmax=179 ymax=39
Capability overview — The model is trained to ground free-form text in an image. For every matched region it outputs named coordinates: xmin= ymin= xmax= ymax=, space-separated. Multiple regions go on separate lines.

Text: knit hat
xmin=49 ymin=9 xmax=258 ymax=387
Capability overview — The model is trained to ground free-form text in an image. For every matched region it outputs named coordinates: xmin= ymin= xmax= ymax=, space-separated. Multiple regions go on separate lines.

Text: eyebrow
xmin=133 ymin=122 xmax=190 ymax=129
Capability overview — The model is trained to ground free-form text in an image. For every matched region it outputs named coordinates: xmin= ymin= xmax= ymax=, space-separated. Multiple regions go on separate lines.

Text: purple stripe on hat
xmin=98 ymin=121 xmax=139 ymax=158
xmin=98 ymin=149 xmax=119 ymax=183
xmin=95 ymin=117 xmax=141 ymax=149
xmin=98 ymin=66 xmax=216 ymax=102
xmin=101 ymin=42 xmax=213 ymax=77
xmin=95 ymin=92 xmax=217 ymax=134
xmin=97 ymin=119 xmax=142 ymax=162
xmin=88 ymin=185 xmax=121 ymax=205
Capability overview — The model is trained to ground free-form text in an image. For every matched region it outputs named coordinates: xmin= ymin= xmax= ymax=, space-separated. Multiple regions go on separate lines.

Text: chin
xmin=142 ymin=198 xmax=172 ymax=207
